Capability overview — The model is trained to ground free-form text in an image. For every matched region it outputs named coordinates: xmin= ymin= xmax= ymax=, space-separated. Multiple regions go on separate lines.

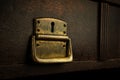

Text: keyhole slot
xmin=51 ymin=22 xmax=55 ymax=33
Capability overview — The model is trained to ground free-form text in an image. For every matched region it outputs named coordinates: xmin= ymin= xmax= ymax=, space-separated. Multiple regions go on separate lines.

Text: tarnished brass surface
xmin=36 ymin=40 xmax=66 ymax=59
xmin=35 ymin=18 xmax=67 ymax=35
xmin=32 ymin=18 xmax=73 ymax=63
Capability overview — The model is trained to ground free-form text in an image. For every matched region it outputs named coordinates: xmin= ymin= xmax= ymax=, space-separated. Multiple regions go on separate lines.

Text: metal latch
xmin=32 ymin=18 xmax=73 ymax=63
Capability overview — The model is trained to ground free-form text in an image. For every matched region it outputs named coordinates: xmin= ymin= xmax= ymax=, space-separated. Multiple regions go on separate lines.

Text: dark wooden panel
xmin=100 ymin=2 xmax=120 ymax=60
xmin=107 ymin=5 xmax=120 ymax=59
xmin=1 ymin=60 xmax=120 ymax=79
xmin=0 ymin=0 xmax=98 ymax=65
xmin=107 ymin=0 xmax=120 ymax=5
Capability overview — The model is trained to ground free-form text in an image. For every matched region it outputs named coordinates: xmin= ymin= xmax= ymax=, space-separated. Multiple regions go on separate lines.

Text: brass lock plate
xmin=35 ymin=18 xmax=67 ymax=35
xmin=32 ymin=18 xmax=73 ymax=63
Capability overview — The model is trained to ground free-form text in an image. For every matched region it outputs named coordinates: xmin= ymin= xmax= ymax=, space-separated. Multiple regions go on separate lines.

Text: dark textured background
xmin=0 ymin=0 xmax=98 ymax=65
xmin=0 ymin=0 xmax=120 ymax=79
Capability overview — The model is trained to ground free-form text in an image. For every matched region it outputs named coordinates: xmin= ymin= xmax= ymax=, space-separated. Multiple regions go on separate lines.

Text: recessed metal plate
xmin=36 ymin=40 xmax=66 ymax=59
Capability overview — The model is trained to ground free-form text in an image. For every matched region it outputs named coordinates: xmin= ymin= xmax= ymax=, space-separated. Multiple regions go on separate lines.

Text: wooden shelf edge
xmin=0 ymin=59 xmax=120 ymax=79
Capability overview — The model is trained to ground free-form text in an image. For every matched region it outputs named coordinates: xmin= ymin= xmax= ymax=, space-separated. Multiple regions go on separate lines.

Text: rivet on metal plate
xmin=32 ymin=18 xmax=73 ymax=63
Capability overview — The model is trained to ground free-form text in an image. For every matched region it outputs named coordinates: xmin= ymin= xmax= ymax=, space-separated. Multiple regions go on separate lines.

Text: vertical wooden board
xmin=107 ymin=5 xmax=120 ymax=59
xmin=100 ymin=3 xmax=120 ymax=60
